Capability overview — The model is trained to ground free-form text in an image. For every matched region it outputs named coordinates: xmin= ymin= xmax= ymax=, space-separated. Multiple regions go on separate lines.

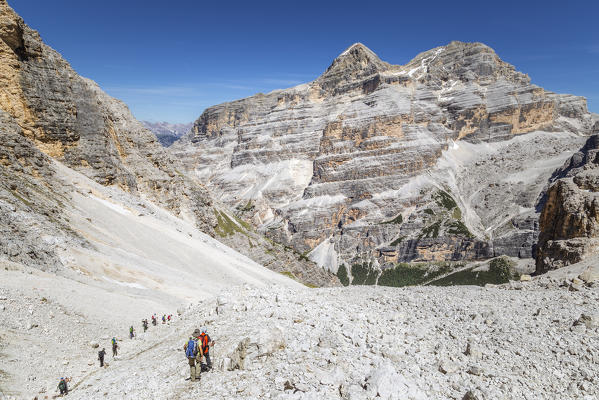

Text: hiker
xmin=183 ymin=336 xmax=203 ymax=381
xmin=198 ymin=327 xmax=214 ymax=371
xmin=152 ymin=314 xmax=157 ymax=326
xmin=167 ymin=314 xmax=171 ymax=322
xmin=143 ymin=319 xmax=148 ymax=332
xmin=98 ymin=348 xmax=106 ymax=367
xmin=111 ymin=337 xmax=118 ymax=357
xmin=129 ymin=325 xmax=135 ymax=339
xmin=57 ymin=377 xmax=68 ymax=395
xmin=162 ymin=314 xmax=166 ymax=324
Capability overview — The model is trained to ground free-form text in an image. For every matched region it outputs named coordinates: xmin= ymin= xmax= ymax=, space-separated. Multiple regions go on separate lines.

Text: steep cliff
xmin=0 ymin=1 xmax=335 ymax=286
xmin=536 ymin=133 xmax=599 ymax=273
xmin=0 ymin=0 xmax=215 ymax=235
xmin=172 ymin=41 xmax=596 ymax=274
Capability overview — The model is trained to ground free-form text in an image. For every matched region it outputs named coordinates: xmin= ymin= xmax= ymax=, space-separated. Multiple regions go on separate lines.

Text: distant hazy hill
xmin=142 ymin=121 xmax=193 ymax=147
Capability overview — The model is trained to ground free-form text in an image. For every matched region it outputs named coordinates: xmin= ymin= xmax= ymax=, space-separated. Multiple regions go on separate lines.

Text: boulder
xmin=364 ymin=362 xmax=425 ymax=400
xmin=573 ymin=314 xmax=599 ymax=330
xmin=438 ymin=359 xmax=459 ymax=374
xmin=579 ymin=266 xmax=599 ymax=285
xmin=227 ymin=327 xmax=285 ymax=371
xmin=519 ymin=274 xmax=531 ymax=282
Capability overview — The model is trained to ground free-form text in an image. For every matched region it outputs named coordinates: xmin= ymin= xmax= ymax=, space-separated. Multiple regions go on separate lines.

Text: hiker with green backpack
xmin=57 ymin=377 xmax=68 ymax=395
xmin=183 ymin=336 xmax=203 ymax=381
xmin=111 ymin=337 xmax=118 ymax=357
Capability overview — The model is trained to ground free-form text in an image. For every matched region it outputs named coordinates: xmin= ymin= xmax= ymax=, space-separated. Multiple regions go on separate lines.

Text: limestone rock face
xmin=0 ymin=2 xmax=335 ymax=287
xmin=173 ymin=41 xmax=596 ymax=272
xmin=0 ymin=109 xmax=86 ymax=271
xmin=537 ymin=135 xmax=599 ymax=273
xmin=0 ymin=1 xmax=215 ymax=235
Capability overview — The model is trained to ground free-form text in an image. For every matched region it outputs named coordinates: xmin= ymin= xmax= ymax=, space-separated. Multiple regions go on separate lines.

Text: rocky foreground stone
xmin=27 ymin=272 xmax=598 ymax=400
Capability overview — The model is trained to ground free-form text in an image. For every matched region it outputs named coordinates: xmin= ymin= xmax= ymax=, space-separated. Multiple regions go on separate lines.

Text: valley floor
xmin=2 ymin=267 xmax=598 ymax=400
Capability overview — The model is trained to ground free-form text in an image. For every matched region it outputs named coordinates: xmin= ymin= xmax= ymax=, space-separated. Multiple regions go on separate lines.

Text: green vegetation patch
xmin=10 ymin=190 xmax=33 ymax=208
xmin=350 ymin=262 xmax=378 ymax=285
xmin=381 ymin=214 xmax=403 ymax=225
xmin=435 ymin=190 xmax=458 ymax=210
xmin=298 ymin=250 xmax=310 ymax=262
xmin=237 ymin=200 xmax=255 ymax=212
xmin=428 ymin=257 xmax=517 ymax=286
xmin=214 ymin=209 xmax=247 ymax=237
xmin=420 ymin=220 xmax=442 ymax=239
xmin=390 ymin=236 xmax=405 ymax=246
xmin=447 ymin=220 xmax=473 ymax=238
xmin=280 ymin=271 xmax=296 ymax=280
xmin=233 ymin=214 xmax=252 ymax=231
xmin=423 ymin=208 xmax=435 ymax=215
xmin=336 ymin=264 xmax=350 ymax=286
xmin=378 ymin=262 xmax=454 ymax=287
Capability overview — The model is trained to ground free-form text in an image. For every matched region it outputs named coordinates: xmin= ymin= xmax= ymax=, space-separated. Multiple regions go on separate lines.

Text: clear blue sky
xmin=10 ymin=0 xmax=599 ymax=123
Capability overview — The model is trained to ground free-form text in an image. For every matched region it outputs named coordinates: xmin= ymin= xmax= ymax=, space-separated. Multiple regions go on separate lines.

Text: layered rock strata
xmin=173 ymin=41 xmax=597 ymax=272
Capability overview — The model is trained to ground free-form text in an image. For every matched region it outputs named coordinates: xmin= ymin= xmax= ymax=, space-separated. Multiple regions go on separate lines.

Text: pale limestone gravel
xmin=29 ymin=282 xmax=597 ymax=400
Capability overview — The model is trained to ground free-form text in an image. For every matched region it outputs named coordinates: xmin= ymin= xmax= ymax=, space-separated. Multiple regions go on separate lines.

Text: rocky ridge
xmin=172 ymin=41 xmax=598 ymax=277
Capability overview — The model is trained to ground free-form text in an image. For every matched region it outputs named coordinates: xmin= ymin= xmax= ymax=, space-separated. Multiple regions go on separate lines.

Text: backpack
xmin=111 ymin=338 xmax=116 ymax=345
xmin=199 ymin=333 xmax=209 ymax=353
xmin=185 ymin=339 xmax=196 ymax=358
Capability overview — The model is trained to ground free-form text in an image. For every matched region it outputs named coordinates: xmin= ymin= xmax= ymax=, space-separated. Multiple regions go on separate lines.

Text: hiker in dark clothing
xmin=98 ymin=348 xmax=106 ymax=367
xmin=152 ymin=314 xmax=157 ymax=326
xmin=143 ymin=319 xmax=148 ymax=332
xmin=58 ymin=377 xmax=68 ymax=395
xmin=111 ymin=337 xmax=118 ymax=357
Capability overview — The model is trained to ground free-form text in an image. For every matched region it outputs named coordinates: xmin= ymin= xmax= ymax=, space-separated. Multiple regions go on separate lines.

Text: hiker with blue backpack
xmin=183 ymin=336 xmax=203 ymax=381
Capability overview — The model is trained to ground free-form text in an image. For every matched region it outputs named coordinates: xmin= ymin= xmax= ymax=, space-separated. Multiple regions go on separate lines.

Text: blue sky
xmin=10 ymin=0 xmax=599 ymax=123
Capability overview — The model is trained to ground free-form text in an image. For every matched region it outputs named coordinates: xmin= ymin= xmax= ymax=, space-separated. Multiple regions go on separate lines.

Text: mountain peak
xmin=319 ymin=43 xmax=391 ymax=84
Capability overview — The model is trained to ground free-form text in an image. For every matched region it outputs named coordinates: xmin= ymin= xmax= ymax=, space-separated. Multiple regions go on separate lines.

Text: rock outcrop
xmin=172 ymin=41 xmax=597 ymax=273
xmin=536 ymin=134 xmax=599 ymax=273
xmin=0 ymin=109 xmax=86 ymax=271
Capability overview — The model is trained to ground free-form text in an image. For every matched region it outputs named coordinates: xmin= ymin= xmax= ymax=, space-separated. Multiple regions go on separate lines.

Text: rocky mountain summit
xmin=172 ymin=41 xmax=598 ymax=278
xmin=142 ymin=121 xmax=192 ymax=147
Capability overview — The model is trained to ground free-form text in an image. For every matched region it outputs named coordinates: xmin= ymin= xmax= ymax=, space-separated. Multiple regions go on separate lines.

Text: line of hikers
xmin=183 ymin=327 xmax=214 ymax=382
xmin=56 ymin=312 xmax=178 ymax=396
